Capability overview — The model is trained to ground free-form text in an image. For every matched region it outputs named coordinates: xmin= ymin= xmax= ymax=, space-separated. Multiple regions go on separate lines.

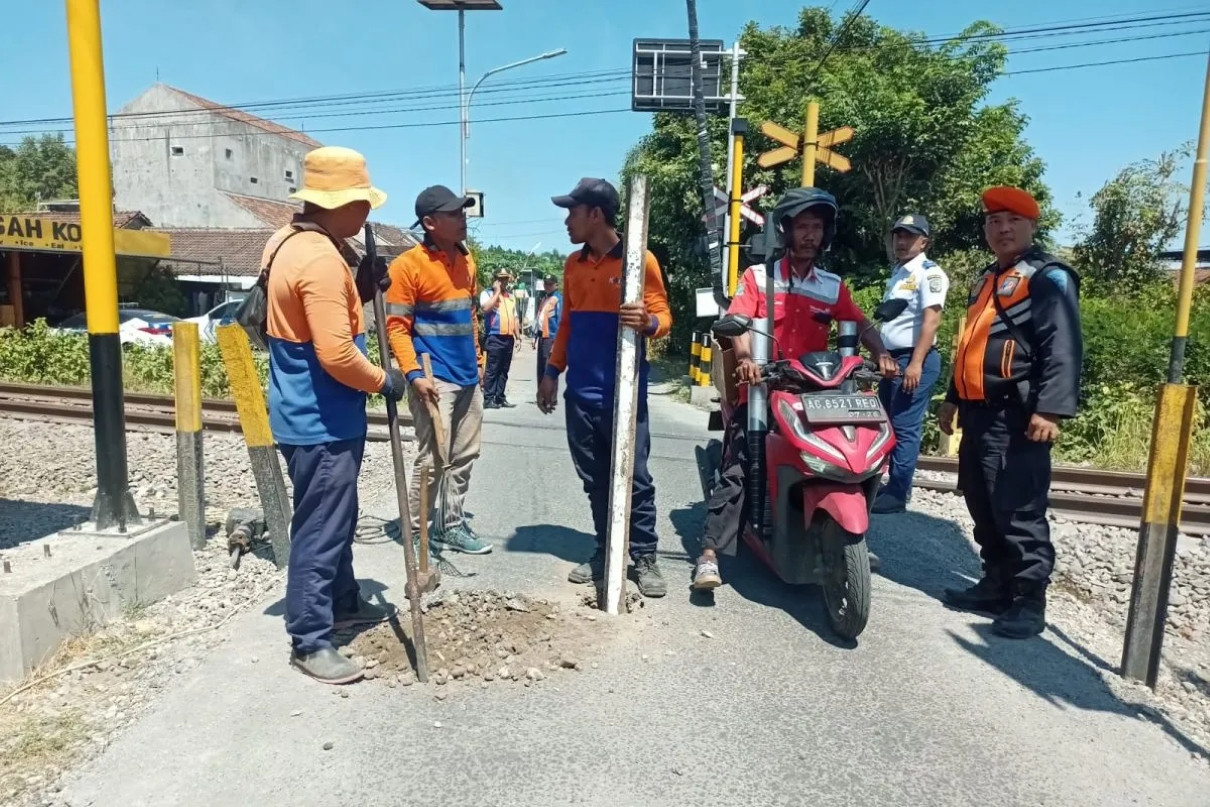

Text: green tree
xmin=622 ymin=5 xmax=1055 ymax=345
xmin=0 ymin=134 xmax=78 ymax=211
xmin=1071 ymin=145 xmax=1190 ymax=297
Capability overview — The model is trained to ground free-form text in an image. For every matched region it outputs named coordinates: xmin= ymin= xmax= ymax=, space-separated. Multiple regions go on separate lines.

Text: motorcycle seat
xmin=798 ymin=350 xmax=844 ymax=381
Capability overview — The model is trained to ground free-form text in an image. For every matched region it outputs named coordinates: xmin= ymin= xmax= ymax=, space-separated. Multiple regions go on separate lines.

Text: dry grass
xmin=0 ymin=626 xmax=146 ymax=804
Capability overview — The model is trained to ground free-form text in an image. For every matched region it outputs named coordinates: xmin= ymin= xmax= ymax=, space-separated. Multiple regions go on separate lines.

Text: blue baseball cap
xmin=891 ymin=213 xmax=930 ymax=237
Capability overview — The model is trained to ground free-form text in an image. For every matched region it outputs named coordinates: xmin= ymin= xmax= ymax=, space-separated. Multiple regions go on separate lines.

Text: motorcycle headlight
xmin=776 ymin=398 xmax=811 ymax=443
xmin=866 ymin=423 xmax=892 ymax=461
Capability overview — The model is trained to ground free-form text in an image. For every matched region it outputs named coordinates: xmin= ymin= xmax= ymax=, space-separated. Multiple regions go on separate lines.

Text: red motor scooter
xmin=698 ymin=297 xmax=907 ymax=640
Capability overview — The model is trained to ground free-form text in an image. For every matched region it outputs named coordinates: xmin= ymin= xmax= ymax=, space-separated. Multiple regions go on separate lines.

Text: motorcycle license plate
xmin=800 ymin=393 xmax=886 ymax=425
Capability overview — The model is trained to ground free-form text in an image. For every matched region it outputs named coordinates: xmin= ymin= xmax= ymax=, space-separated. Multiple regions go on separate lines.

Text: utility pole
xmin=1121 ymin=50 xmax=1210 ymax=689
xmin=65 ymin=0 xmax=140 ymax=531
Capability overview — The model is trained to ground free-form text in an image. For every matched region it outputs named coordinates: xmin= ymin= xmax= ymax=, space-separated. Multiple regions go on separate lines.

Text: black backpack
xmin=235 ymin=222 xmax=332 ymax=351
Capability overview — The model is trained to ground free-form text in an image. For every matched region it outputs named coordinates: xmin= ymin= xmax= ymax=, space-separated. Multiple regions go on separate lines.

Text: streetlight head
xmin=416 ymin=0 xmax=502 ymax=9
xmin=542 ymin=48 xmax=568 ymax=59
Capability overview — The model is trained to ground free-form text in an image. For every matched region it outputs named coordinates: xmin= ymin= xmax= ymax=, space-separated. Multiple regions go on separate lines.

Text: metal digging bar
xmin=365 ymin=223 xmax=432 ymax=683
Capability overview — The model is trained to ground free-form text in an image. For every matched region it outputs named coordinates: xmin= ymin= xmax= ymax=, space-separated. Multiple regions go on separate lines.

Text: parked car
xmin=53 ymin=308 xmax=180 ymax=347
xmin=184 ymin=299 xmax=243 ymax=342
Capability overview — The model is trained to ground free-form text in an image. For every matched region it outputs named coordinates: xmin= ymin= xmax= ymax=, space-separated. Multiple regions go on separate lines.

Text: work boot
xmin=568 ymin=550 xmax=606 ymax=584
xmin=333 ymin=596 xmax=397 ymax=630
xmin=484 ymin=399 xmax=501 ymax=410
xmin=432 ymin=524 xmax=493 ymax=555
xmin=943 ymin=567 xmax=1012 ymax=614
xmin=692 ymin=555 xmax=722 ymax=589
xmin=499 ymin=396 xmax=517 ymax=408
xmin=992 ymin=582 xmax=1048 ymax=639
xmin=871 ymin=491 xmax=906 ymax=514
xmin=290 ymin=647 xmax=364 ymax=685
xmin=633 ymin=554 xmax=667 ymax=598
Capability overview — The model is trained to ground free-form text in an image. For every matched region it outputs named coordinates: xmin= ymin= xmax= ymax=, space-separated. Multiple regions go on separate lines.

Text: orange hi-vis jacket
xmin=546 ymin=238 xmax=672 ymax=407
xmin=384 ymin=241 xmax=484 ymax=388
xmin=946 ymin=246 xmax=1082 ymax=417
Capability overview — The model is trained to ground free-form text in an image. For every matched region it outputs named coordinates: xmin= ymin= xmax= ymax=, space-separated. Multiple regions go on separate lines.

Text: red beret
xmin=981 ymin=186 xmax=1040 ymax=220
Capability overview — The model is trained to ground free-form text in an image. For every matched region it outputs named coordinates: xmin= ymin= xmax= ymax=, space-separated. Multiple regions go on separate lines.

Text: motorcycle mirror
xmin=874 ymin=298 xmax=909 ymax=322
xmin=712 ymin=315 xmax=752 ymax=338
xmin=812 ymin=311 xmax=833 ymax=325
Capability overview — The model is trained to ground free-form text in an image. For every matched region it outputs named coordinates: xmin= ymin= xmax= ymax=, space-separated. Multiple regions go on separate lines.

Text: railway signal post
xmin=65 ymin=0 xmax=140 ymax=531
xmin=1121 ymin=51 xmax=1210 ymax=688
xmin=756 ymin=101 xmax=853 ymax=188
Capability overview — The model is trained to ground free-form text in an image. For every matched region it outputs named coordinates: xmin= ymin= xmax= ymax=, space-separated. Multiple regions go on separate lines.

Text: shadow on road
xmin=668 ymin=502 xmax=856 ymax=649
xmin=262 ymin=577 xmax=395 ymax=619
xmin=952 ymin=621 xmax=1210 ymax=759
xmin=0 ymin=498 xmax=92 ymax=549
xmin=867 ymin=509 xmax=983 ymax=602
xmin=506 ymin=524 xmax=597 ymax=563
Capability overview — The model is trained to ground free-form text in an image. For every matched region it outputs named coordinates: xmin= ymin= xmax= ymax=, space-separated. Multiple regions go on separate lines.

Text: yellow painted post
xmin=173 ymin=322 xmax=205 ymax=549
xmin=801 ymin=101 xmax=819 ymax=188
xmin=940 ymin=315 xmax=966 ymax=456
xmin=698 ymin=335 xmax=714 ymax=387
xmin=1122 ymin=50 xmax=1210 ymax=688
xmin=727 ymin=119 xmax=747 ymax=297
xmin=66 ymin=0 xmax=139 ymax=531
xmin=690 ymin=332 xmax=702 ymax=383
xmin=215 ymin=323 xmax=292 ymax=569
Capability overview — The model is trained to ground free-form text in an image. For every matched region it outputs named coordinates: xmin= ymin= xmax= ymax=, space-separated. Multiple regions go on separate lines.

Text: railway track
xmin=1 ymin=381 xmax=1206 ymax=535
xmin=0 ymin=381 xmax=408 ymax=442
xmin=914 ymin=456 xmax=1210 ymax=537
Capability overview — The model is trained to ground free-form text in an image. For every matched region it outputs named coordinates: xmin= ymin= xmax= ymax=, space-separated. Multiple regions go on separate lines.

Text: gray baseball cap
xmin=891 ymin=213 xmax=930 ymax=236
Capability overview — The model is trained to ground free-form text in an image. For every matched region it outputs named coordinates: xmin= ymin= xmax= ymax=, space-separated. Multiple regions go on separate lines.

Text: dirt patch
xmin=341 ymin=589 xmax=619 ymax=690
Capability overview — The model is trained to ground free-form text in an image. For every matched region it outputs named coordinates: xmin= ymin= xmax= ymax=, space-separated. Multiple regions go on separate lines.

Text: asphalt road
xmin=59 ymin=342 xmax=1210 ymax=806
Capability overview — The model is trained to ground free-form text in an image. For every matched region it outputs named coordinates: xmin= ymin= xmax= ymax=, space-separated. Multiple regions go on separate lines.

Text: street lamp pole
xmin=415 ymin=0 xmax=505 ymax=192
xmin=463 ymin=48 xmax=567 ymax=192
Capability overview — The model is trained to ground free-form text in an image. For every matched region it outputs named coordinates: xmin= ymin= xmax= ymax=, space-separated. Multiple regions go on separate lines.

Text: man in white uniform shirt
xmin=873 ymin=214 xmax=949 ymax=514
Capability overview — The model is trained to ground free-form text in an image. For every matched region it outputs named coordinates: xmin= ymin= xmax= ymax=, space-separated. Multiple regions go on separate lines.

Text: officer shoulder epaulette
xmin=922 ymin=259 xmax=938 ymax=269
xmin=1024 ymin=249 xmax=1080 ymax=290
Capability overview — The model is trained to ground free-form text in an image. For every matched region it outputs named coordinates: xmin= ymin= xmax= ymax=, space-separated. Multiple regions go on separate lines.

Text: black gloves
xmin=355 ymin=254 xmax=390 ymax=304
xmin=380 ymin=367 xmax=408 ymax=402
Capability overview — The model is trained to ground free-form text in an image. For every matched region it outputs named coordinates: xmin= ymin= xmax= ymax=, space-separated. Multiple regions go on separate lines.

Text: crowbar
xmin=365 ymin=223 xmax=432 ymax=683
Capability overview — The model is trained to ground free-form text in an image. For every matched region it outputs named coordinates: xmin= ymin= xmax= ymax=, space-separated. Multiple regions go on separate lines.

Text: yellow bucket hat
xmin=289 ymin=146 xmax=387 ymax=210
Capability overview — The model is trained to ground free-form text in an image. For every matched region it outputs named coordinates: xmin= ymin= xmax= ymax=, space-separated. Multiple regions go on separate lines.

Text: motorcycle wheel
xmin=820 ymin=519 xmax=871 ymax=640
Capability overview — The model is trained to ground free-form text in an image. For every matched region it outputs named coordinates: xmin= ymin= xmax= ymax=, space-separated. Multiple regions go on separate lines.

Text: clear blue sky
xmin=3 ymin=1 xmax=1207 ymax=254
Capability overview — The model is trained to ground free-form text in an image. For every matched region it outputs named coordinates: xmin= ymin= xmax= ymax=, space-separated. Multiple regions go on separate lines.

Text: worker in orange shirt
xmin=538 ymin=178 xmax=672 ymax=598
xmin=265 ymin=147 xmax=407 ymax=686
xmin=480 ymin=270 xmax=523 ymax=408
xmin=533 ymin=274 xmax=562 ymax=380
xmin=383 ymin=185 xmax=492 ymax=555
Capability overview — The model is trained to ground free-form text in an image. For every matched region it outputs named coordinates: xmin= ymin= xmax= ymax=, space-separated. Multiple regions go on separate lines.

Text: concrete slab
xmin=0 ymin=518 xmax=196 ymax=683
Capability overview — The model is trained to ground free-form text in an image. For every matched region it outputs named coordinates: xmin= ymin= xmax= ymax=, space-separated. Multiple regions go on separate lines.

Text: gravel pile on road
xmin=906 ymin=483 xmax=1210 ymax=761
xmin=343 ymin=590 xmax=604 ymax=694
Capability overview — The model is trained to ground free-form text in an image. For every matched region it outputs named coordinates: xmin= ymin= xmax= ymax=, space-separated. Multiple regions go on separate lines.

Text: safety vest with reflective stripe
xmin=537 ymin=291 xmax=561 ymax=338
xmin=483 ymin=293 xmax=518 ymax=336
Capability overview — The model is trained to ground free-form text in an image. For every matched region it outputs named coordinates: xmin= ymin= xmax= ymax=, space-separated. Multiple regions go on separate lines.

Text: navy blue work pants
xmin=484 ymin=334 xmax=515 ymax=403
xmin=878 ymin=348 xmax=941 ymax=500
xmin=280 ymin=438 xmax=365 ymax=655
xmin=536 ymin=336 xmax=555 ymax=381
xmin=564 ymin=395 xmax=659 ymax=557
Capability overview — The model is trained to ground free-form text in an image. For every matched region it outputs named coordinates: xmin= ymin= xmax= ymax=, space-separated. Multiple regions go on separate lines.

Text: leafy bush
xmin=0 ymin=319 xmax=269 ymax=398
